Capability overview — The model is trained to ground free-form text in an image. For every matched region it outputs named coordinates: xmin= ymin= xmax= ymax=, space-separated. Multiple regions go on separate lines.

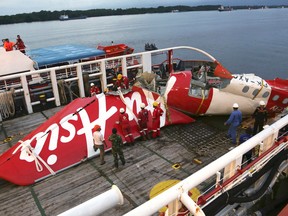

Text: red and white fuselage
xmin=166 ymin=64 xmax=288 ymax=116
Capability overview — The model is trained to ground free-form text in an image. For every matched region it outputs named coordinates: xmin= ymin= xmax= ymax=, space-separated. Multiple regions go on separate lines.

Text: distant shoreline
xmin=0 ymin=4 xmax=287 ymax=25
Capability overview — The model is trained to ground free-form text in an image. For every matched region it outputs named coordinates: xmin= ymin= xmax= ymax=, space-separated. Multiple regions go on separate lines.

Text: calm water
xmin=1 ymin=8 xmax=288 ymax=79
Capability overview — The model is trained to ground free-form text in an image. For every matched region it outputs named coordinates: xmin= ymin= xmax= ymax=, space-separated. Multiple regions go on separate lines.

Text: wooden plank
xmin=0 ymin=106 xmax=235 ymax=216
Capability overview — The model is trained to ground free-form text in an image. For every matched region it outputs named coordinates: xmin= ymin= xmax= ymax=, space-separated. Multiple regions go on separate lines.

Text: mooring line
xmin=30 ymin=186 xmax=46 ymax=216
xmin=40 ymin=111 xmax=49 ymax=120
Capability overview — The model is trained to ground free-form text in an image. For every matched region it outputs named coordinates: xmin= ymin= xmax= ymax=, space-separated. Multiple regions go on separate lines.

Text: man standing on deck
xmin=108 ymin=128 xmax=125 ymax=169
xmin=137 ymin=103 xmax=150 ymax=140
xmin=151 ymin=101 xmax=163 ymax=138
xmin=92 ymin=125 xmax=107 ymax=165
xmin=14 ymin=35 xmax=26 ymax=54
xmin=252 ymin=100 xmax=268 ymax=135
xmin=224 ymin=103 xmax=242 ymax=145
xmin=116 ymin=108 xmax=135 ymax=145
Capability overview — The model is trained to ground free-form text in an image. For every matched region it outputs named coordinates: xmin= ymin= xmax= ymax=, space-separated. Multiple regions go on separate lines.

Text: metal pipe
xmin=58 ymin=185 xmax=124 ymax=216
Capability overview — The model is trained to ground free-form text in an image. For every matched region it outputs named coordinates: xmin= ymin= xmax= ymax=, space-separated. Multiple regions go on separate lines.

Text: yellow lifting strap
xmin=252 ymin=79 xmax=264 ymax=100
xmin=196 ymin=89 xmax=205 ymax=115
xmin=161 ymin=95 xmax=172 ymax=124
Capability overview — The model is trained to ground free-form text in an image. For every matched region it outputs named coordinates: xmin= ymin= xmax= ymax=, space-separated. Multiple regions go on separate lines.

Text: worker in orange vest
xmin=152 ymin=101 xmax=163 ymax=138
xmin=3 ymin=39 xmax=15 ymax=51
xmin=116 ymin=108 xmax=135 ymax=145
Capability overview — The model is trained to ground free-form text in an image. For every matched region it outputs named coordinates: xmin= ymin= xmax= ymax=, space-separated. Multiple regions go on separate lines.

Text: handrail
xmin=124 ymin=114 xmax=288 ymax=216
xmin=0 ymin=46 xmax=222 ymax=115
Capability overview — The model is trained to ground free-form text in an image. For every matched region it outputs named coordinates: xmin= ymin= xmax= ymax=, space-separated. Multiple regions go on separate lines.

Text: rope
xmin=0 ymin=89 xmax=15 ymax=120
xmin=117 ymin=89 xmax=140 ymax=126
xmin=12 ymin=140 xmax=56 ymax=175
xmin=57 ymin=80 xmax=67 ymax=104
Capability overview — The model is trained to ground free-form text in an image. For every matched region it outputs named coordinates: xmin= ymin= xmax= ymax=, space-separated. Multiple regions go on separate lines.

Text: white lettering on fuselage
xmin=14 ymin=90 xmax=167 ymax=168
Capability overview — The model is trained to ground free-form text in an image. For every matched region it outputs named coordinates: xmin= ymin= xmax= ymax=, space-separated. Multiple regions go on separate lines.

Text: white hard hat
xmin=233 ymin=103 xmax=239 ymax=108
xmin=259 ymin=101 xmax=265 ymax=106
xmin=140 ymin=103 xmax=146 ymax=108
xmin=90 ymin=83 xmax=94 ymax=86
xmin=119 ymin=108 xmax=125 ymax=113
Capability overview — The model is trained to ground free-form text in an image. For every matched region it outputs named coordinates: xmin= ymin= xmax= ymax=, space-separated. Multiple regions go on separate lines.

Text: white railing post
xmin=215 ymin=171 xmax=221 ymax=188
xmin=50 ymin=69 xmax=61 ymax=106
xmin=20 ymin=74 xmax=33 ymax=114
xmin=100 ymin=60 xmax=107 ymax=91
xmin=262 ymin=125 xmax=277 ymax=152
xmin=121 ymin=57 xmax=127 ymax=77
xmin=76 ymin=65 xmax=85 ymax=98
xmin=142 ymin=52 xmax=152 ymax=73
xmin=167 ymin=199 xmax=180 ymax=216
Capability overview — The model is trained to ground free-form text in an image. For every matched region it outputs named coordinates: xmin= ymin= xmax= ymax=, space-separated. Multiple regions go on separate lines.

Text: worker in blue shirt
xmin=224 ymin=103 xmax=242 ymax=145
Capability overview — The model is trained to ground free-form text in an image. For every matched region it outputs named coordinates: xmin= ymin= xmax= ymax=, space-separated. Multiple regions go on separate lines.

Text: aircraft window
xmin=252 ymin=89 xmax=259 ymax=96
xmin=272 ymin=95 xmax=279 ymax=101
xmin=262 ymin=91 xmax=270 ymax=98
xmin=282 ymin=98 xmax=288 ymax=104
xmin=242 ymin=86 xmax=249 ymax=93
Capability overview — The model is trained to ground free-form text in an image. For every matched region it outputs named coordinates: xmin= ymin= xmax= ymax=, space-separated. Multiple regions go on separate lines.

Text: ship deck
xmin=0 ymin=107 xmax=244 ymax=216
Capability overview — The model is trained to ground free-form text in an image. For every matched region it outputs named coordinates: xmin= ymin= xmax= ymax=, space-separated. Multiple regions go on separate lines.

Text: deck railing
xmin=123 ymin=114 xmax=288 ymax=216
xmin=0 ymin=46 xmax=216 ymax=116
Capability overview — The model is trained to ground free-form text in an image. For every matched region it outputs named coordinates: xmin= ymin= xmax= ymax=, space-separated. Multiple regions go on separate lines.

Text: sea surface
xmin=1 ymin=8 xmax=288 ymax=79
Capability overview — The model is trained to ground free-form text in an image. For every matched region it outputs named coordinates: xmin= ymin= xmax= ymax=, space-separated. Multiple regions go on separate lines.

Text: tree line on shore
xmin=0 ymin=5 xmax=285 ymax=25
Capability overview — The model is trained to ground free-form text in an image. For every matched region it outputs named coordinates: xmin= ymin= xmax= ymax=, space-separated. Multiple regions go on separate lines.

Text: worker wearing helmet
xmin=90 ymin=83 xmax=101 ymax=96
xmin=92 ymin=124 xmax=107 ymax=165
xmin=137 ymin=103 xmax=150 ymax=140
xmin=115 ymin=73 xmax=130 ymax=90
xmin=116 ymin=108 xmax=135 ymax=145
xmin=152 ymin=101 xmax=164 ymax=138
xmin=252 ymin=101 xmax=268 ymax=135
xmin=224 ymin=103 xmax=242 ymax=145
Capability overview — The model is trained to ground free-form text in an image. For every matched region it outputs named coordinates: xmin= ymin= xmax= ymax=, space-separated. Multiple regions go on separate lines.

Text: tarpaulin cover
xmin=27 ymin=44 xmax=105 ymax=68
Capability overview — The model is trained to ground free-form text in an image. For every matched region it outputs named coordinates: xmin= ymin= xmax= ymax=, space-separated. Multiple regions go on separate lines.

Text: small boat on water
xmin=97 ymin=43 xmax=134 ymax=57
xmin=59 ymin=14 xmax=87 ymax=21
xmin=145 ymin=43 xmax=158 ymax=51
xmin=218 ymin=5 xmax=233 ymax=12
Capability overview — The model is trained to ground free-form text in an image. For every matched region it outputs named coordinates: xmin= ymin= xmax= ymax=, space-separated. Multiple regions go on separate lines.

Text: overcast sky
xmin=0 ymin=0 xmax=287 ymax=16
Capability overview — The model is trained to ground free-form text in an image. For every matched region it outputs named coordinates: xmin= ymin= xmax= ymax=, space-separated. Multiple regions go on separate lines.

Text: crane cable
xmin=195 ymin=89 xmax=205 ymax=115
